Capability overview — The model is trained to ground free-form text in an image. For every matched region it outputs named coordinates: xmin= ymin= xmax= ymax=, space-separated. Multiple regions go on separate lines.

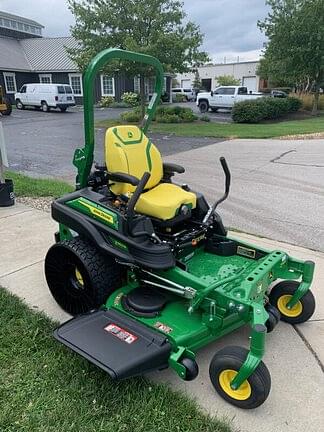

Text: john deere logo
xmin=128 ymin=131 xmax=133 ymax=138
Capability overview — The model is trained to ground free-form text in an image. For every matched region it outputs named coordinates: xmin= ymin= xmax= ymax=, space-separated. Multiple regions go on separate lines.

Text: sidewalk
xmin=1 ymin=203 xmax=323 ymax=432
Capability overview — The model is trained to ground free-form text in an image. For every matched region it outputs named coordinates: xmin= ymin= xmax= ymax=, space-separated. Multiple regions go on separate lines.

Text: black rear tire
xmin=269 ymin=280 xmax=315 ymax=324
xmin=45 ymin=237 xmax=124 ymax=315
xmin=198 ymin=100 xmax=209 ymax=113
xmin=16 ymin=99 xmax=24 ymax=110
xmin=209 ymin=346 xmax=271 ymax=409
xmin=41 ymin=101 xmax=49 ymax=112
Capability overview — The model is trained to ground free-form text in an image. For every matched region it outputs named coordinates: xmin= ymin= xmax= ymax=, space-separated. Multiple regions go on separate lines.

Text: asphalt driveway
xmin=1 ymin=107 xmax=221 ymax=178
xmin=1 ymin=107 xmax=323 ymax=251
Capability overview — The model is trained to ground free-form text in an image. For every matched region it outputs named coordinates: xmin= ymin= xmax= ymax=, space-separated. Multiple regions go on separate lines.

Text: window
xmin=3 ymin=72 xmax=17 ymax=93
xmin=3 ymin=19 xmax=10 ymax=27
xmin=134 ymin=76 xmax=140 ymax=93
xmin=18 ymin=22 xmax=23 ymax=30
xmin=69 ymin=74 xmax=83 ymax=96
xmin=222 ymin=87 xmax=235 ymax=95
xmin=238 ymin=87 xmax=248 ymax=95
xmin=100 ymin=75 xmax=115 ymax=96
xmin=24 ymin=24 xmax=30 ymax=32
xmin=57 ymin=86 xmax=65 ymax=94
xmin=39 ymin=74 xmax=52 ymax=84
xmin=20 ymin=85 xmax=27 ymax=93
xmin=10 ymin=20 xmax=17 ymax=29
xmin=65 ymin=86 xmax=73 ymax=94
xmin=134 ymin=76 xmax=155 ymax=95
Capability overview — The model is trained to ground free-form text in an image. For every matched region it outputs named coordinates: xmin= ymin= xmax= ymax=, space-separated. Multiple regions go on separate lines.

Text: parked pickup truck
xmin=196 ymin=86 xmax=263 ymax=113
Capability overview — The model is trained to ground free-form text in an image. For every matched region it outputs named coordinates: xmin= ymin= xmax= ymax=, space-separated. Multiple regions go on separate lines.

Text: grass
xmin=0 ymin=288 xmax=232 ymax=432
xmin=96 ymin=114 xmax=324 ymax=139
xmin=6 ymin=170 xmax=73 ymax=198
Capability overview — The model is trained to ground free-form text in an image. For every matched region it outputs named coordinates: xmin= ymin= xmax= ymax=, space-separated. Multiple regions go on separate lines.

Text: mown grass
xmin=6 ymin=170 xmax=73 ymax=197
xmin=96 ymin=114 xmax=324 ymax=139
xmin=0 ymin=288 xmax=232 ymax=432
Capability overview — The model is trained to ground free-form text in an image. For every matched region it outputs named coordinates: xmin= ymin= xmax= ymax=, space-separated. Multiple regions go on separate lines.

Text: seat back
xmin=105 ymin=125 xmax=163 ymax=195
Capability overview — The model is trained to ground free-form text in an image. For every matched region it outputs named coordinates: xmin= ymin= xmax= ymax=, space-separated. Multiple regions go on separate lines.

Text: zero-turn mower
xmin=45 ymin=49 xmax=316 ymax=409
xmin=0 ymin=85 xmax=12 ymax=116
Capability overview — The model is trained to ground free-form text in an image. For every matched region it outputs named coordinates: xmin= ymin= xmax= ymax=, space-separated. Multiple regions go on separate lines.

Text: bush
xmin=285 ymin=96 xmax=303 ymax=112
xmin=121 ymin=92 xmax=140 ymax=107
xmin=172 ymin=93 xmax=187 ymax=103
xmin=110 ymin=101 xmax=131 ymax=108
xmin=120 ymin=109 xmax=141 ymax=123
xmin=99 ymin=96 xmax=115 ymax=107
xmin=156 ymin=114 xmax=182 ymax=123
xmin=232 ymin=96 xmax=302 ymax=123
xmin=232 ymin=99 xmax=268 ymax=123
xmin=155 ymin=106 xmax=197 ymax=123
xmin=200 ymin=115 xmax=211 ymax=122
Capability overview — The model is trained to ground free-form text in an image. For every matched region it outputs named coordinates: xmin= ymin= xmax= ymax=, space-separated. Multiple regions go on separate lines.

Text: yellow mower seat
xmin=105 ymin=125 xmax=196 ymax=221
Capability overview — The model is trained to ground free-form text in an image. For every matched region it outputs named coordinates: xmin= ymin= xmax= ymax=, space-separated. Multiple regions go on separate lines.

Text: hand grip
xmin=220 ymin=156 xmax=231 ymax=194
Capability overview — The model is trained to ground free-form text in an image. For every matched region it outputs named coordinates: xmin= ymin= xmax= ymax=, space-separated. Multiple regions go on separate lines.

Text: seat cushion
xmin=135 ymin=183 xmax=196 ymax=220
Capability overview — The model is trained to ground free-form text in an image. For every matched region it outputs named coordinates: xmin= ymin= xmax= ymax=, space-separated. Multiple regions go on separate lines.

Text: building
xmin=0 ymin=11 xmax=172 ymax=105
xmin=176 ymin=60 xmax=266 ymax=93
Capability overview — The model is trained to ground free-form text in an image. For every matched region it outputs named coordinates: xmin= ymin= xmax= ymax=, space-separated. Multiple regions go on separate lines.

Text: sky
xmin=0 ymin=0 xmax=269 ymax=63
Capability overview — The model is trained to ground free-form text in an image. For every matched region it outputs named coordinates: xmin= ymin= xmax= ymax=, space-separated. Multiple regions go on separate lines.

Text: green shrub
xmin=156 ymin=113 xmax=182 ymax=123
xmin=200 ymin=115 xmax=211 ymax=122
xmin=99 ymin=96 xmax=115 ymax=107
xmin=120 ymin=109 xmax=141 ymax=122
xmin=260 ymin=98 xmax=290 ymax=120
xmin=232 ymin=99 xmax=268 ymax=123
xmin=285 ymin=96 xmax=303 ymax=112
xmin=172 ymin=93 xmax=187 ymax=103
xmin=155 ymin=106 xmax=197 ymax=123
xmin=232 ymin=96 xmax=302 ymax=123
xmin=110 ymin=101 xmax=131 ymax=108
xmin=121 ymin=92 xmax=140 ymax=107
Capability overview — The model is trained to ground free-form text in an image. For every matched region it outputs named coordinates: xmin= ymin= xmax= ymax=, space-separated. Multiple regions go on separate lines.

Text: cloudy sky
xmin=0 ymin=0 xmax=269 ymax=62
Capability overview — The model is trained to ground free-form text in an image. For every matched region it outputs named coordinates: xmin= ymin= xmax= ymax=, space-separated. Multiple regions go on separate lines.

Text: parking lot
xmin=1 ymin=107 xmax=324 ymax=252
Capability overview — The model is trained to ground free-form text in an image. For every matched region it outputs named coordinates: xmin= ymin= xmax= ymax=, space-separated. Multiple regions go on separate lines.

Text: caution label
xmin=104 ymin=323 xmax=138 ymax=344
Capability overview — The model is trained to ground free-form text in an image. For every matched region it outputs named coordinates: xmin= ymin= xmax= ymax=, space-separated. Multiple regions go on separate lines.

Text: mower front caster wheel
xmin=180 ymin=357 xmax=199 ymax=381
xmin=265 ymin=303 xmax=281 ymax=333
xmin=45 ymin=237 xmax=124 ymax=315
xmin=209 ymin=346 xmax=271 ymax=409
xmin=269 ymin=281 xmax=315 ymax=324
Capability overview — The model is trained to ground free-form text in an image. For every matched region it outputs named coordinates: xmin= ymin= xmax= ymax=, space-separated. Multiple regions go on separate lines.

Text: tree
xmin=68 ymin=0 xmax=209 ymax=116
xmin=258 ymin=0 xmax=324 ymax=114
xmin=215 ymin=75 xmax=240 ymax=86
xmin=192 ymin=69 xmax=202 ymax=92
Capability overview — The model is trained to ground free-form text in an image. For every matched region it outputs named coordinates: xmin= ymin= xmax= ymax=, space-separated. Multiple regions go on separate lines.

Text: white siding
xmin=176 ymin=61 xmax=260 ymax=91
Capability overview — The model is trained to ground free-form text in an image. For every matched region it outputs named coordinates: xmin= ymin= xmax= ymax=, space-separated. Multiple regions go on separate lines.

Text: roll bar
xmin=73 ymin=48 xmax=164 ymax=188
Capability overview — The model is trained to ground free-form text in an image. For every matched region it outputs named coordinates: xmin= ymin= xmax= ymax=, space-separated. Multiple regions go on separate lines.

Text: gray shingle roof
xmin=0 ymin=36 xmax=31 ymax=71
xmin=0 ymin=36 xmax=79 ymax=72
xmin=20 ymin=37 xmax=79 ymax=72
xmin=0 ymin=11 xmax=44 ymax=28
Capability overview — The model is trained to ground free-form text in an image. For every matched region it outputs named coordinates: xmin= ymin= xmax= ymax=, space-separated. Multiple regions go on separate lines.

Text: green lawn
xmin=6 ymin=170 xmax=73 ymax=197
xmin=0 ymin=288 xmax=232 ymax=432
xmin=96 ymin=115 xmax=324 ymax=139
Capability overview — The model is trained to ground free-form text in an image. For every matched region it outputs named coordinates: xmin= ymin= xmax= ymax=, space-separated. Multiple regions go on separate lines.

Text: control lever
xmin=203 ymin=156 xmax=231 ymax=225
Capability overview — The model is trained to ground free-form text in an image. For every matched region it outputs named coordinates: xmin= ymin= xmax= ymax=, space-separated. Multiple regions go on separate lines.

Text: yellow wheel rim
xmin=74 ymin=268 xmax=84 ymax=286
xmin=218 ymin=369 xmax=251 ymax=400
xmin=277 ymin=294 xmax=302 ymax=317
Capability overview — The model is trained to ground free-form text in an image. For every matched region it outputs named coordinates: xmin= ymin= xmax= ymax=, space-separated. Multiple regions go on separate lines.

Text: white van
xmin=15 ymin=83 xmax=75 ymax=112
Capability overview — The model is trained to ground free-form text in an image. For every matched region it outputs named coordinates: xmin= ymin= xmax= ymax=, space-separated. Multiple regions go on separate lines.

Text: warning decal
xmin=104 ymin=323 xmax=138 ymax=344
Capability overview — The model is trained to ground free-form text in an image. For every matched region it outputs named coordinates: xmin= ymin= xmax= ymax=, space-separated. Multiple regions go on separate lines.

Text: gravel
xmin=16 ymin=196 xmax=53 ymax=213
